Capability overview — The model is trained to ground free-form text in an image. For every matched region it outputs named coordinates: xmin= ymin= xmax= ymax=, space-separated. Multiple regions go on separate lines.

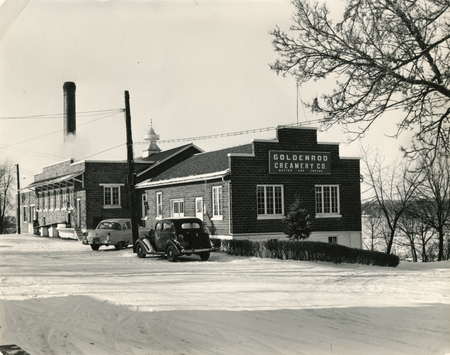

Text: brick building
xmin=20 ymin=143 xmax=202 ymax=237
xmin=136 ymin=126 xmax=362 ymax=248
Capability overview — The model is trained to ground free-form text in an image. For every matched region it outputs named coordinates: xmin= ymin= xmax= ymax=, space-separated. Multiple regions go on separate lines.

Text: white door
xmin=195 ymin=197 xmax=203 ymax=220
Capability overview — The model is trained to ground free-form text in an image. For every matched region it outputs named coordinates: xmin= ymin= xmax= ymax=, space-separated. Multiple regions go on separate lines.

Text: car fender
xmin=136 ymin=238 xmax=153 ymax=253
xmin=165 ymin=239 xmax=182 ymax=254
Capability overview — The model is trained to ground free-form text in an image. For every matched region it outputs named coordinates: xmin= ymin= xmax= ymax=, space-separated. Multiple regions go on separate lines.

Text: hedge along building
xmin=136 ymin=126 xmax=362 ymax=248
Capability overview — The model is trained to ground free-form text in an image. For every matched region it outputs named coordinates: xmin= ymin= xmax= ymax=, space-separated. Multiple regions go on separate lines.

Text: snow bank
xmin=0 ymin=234 xmax=449 ymax=355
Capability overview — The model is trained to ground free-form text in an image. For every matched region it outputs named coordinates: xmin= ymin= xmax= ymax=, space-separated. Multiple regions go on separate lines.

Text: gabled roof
xmin=135 ymin=143 xmax=203 ymax=177
xmin=136 ymin=143 xmax=253 ymax=188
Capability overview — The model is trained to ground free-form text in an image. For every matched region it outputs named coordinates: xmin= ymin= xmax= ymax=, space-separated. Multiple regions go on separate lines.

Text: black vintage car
xmin=135 ymin=217 xmax=214 ymax=262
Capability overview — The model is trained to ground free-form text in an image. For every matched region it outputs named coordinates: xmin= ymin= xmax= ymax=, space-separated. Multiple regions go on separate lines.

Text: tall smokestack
xmin=63 ymin=82 xmax=76 ymax=141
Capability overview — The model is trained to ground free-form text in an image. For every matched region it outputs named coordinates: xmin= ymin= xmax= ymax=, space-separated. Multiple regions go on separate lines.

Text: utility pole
xmin=16 ymin=164 xmax=21 ymax=234
xmin=124 ymin=91 xmax=139 ymax=252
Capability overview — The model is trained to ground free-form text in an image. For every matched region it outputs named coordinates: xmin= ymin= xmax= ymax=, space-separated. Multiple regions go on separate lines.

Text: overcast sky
xmin=0 ymin=0 xmax=412 ymax=187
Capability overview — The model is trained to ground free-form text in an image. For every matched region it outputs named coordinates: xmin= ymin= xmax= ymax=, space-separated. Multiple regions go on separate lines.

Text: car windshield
xmin=181 ymin=222 xmax=202 ymax=230
xmin=97 ymin=222 xmax=121 ymax=230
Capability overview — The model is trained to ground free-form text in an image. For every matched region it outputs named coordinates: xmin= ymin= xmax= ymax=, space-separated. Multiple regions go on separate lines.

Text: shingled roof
xmin=137 ymin=143 xmax=253 ymax=187
xmin=134 ymin=143 xmax=200 ymax=164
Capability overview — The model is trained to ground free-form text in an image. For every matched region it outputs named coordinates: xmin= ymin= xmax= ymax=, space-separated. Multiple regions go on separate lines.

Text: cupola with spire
xmin=142 ymin=121 xmax=161 ymax=158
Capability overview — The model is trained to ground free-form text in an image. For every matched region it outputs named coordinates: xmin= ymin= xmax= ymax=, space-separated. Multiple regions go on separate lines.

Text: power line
xmin=0 ymin=109 xmax=124 ymax=120
xmin=80 ymin=143 xmax=125 ymax=160
xmin=134 ymin=119 xmax=325 ymax=145
xmin=9 ymin=119 xmax=326 ymax=173
xmin=1 ymin=145 xmax=67 ymax=160
xmin=0 ymin=111 xmax=122 ymax=149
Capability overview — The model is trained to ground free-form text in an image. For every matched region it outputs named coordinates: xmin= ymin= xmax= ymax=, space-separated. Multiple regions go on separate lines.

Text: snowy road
xmin=0 ymin=234 xmax=449 ymax=355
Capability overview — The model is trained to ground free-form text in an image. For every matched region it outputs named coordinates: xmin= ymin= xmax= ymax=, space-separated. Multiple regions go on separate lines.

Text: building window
xmin=328 ymin=236 xmax=337 ymax=244
xmin=101 ymin=184 xmax=123 ymax=209
xmin=257 ymin=185 xmax=284 ymax=219
xmin=142 ymin=193 xmax=149 ymax=219
xmin=49 ymin=191 xmax=55 ymax=210
xmin=37 ymin=192 xmax=42 ymax=211
xmin=315 ymin=185 xmax=340 ymax=217
xmin=156 ymin=192 xmax=163 ymax=218
xmin=212 ymin=186 xmax=223 ymax=220
xmin=171 ymin=199 xmax=184 ymax=218
xmin=55 ymin=189 xmax=60 ymax=210
xmin=61 ymin=188 xmax=68 ymax=209
xmin=23 ymin=206 xmax=28 ymax=223
xmin=68 ymin=188 xmax=75 ymax=208
xmin=44 ymin=191 xmax=49 ymax=211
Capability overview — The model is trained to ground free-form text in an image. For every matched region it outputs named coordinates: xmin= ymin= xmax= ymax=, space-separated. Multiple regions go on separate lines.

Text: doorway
xmin=195 ymin=197 xmax=203 ymax=220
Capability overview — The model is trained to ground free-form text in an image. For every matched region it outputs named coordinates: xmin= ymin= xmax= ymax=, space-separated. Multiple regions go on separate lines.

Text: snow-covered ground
xmin=0 ymin=234 xmax=449 ymax=355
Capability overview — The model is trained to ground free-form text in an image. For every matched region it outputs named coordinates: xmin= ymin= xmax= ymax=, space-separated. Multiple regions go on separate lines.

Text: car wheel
xmin=115 ymin=243 xmax=123 ymax=250
xmin=90 ymin=245 xmax=100 ymax=251
xmin=166 ymin=245 xmax=178 ymax=262
xmin=200 ymin=252 xmax=210 ymax=261
xmin=136 ymin=243 xmax=146 ymax=258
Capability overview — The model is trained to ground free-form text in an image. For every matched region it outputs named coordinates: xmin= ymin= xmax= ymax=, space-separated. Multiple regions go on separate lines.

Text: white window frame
xmin=171 ymin=199 xmax=184 ymax=218
xmin=49 ymin=190 xmax=55 ymax=211
xmin=315 ymin=185 xmax=341 ymax=217
xmin=156 ymin=192 xmax=163 ymax=219
xmin=257 ymin=185 xmax=284 ymax=219
xmin=212 ymin=186 xmax=223 ymax=220
xmin=44 ymin=191 xmax=49 ymax=211
xmin=100 ymin=183 xmax=124 ymax=209
xmin=55 ymin=189 xmax=61 ymax=210
xmin=61 ymin=188 xmax=68 ymax=210
xmin=68 ymin=187 xmax=75 ymax=209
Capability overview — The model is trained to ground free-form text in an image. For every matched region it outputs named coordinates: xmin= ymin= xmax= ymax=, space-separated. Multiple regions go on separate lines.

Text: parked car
xmin=82 ymin=218 xmax=134 ymax=251
xmin=135 ymin=217 xmax=215 ymax=261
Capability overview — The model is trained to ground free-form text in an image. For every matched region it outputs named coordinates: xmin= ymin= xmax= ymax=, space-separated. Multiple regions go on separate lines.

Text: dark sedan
xmin=135 ymin=217 xmax=214 ymax=261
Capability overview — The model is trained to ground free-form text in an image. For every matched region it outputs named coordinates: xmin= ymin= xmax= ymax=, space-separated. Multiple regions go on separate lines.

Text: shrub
xmin=210 ymin=238 xmax=222 ymax=250
xmin=282 ymin=197 xmax=312 ymax=240
xmin=221 ymin=239 xmax=400 ymax=267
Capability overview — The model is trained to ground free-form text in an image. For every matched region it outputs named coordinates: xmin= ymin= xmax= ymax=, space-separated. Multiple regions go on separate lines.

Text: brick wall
xmin=19 ymin=190 xmax=37 ymax=233
xmin=229 ymin=127 xmax=361 ymax=235
xmin=84 ymin=162 xmax=131 ymax=229
xmin=141 ymin=179 xmax=230 ymax=236
xmin=137 ymin=127 xmax=361 ymax=241
xmin=30 ymin=160 xmax=139 ymax=230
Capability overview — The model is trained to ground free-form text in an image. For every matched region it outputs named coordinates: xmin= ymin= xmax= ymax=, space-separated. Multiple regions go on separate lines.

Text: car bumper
xmin=179 ymin=247 xmax=214 ymax=254
xmin=82 ymin=239 xmax=112 ymax=246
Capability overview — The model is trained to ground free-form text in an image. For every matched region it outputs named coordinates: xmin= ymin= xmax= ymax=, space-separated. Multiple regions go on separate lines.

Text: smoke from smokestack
xmin=63 ymin=82 xmax=76 ymax=141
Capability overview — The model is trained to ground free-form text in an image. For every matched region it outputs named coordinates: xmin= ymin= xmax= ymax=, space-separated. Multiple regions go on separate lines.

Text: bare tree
xmin=270 ymin=0 xmax=450 ymax=158
xmin=362 ymin=201 xmax=385 ymax=251
xmin=361 ymin=146 xmax=420 ymax=254
xmin=0 ymin=160 xmax=16 ymax=234
xmin=414 ymin=147 xmax=450 ymax=260
xmin=397 ymin=202 xmax=436 ymax=261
